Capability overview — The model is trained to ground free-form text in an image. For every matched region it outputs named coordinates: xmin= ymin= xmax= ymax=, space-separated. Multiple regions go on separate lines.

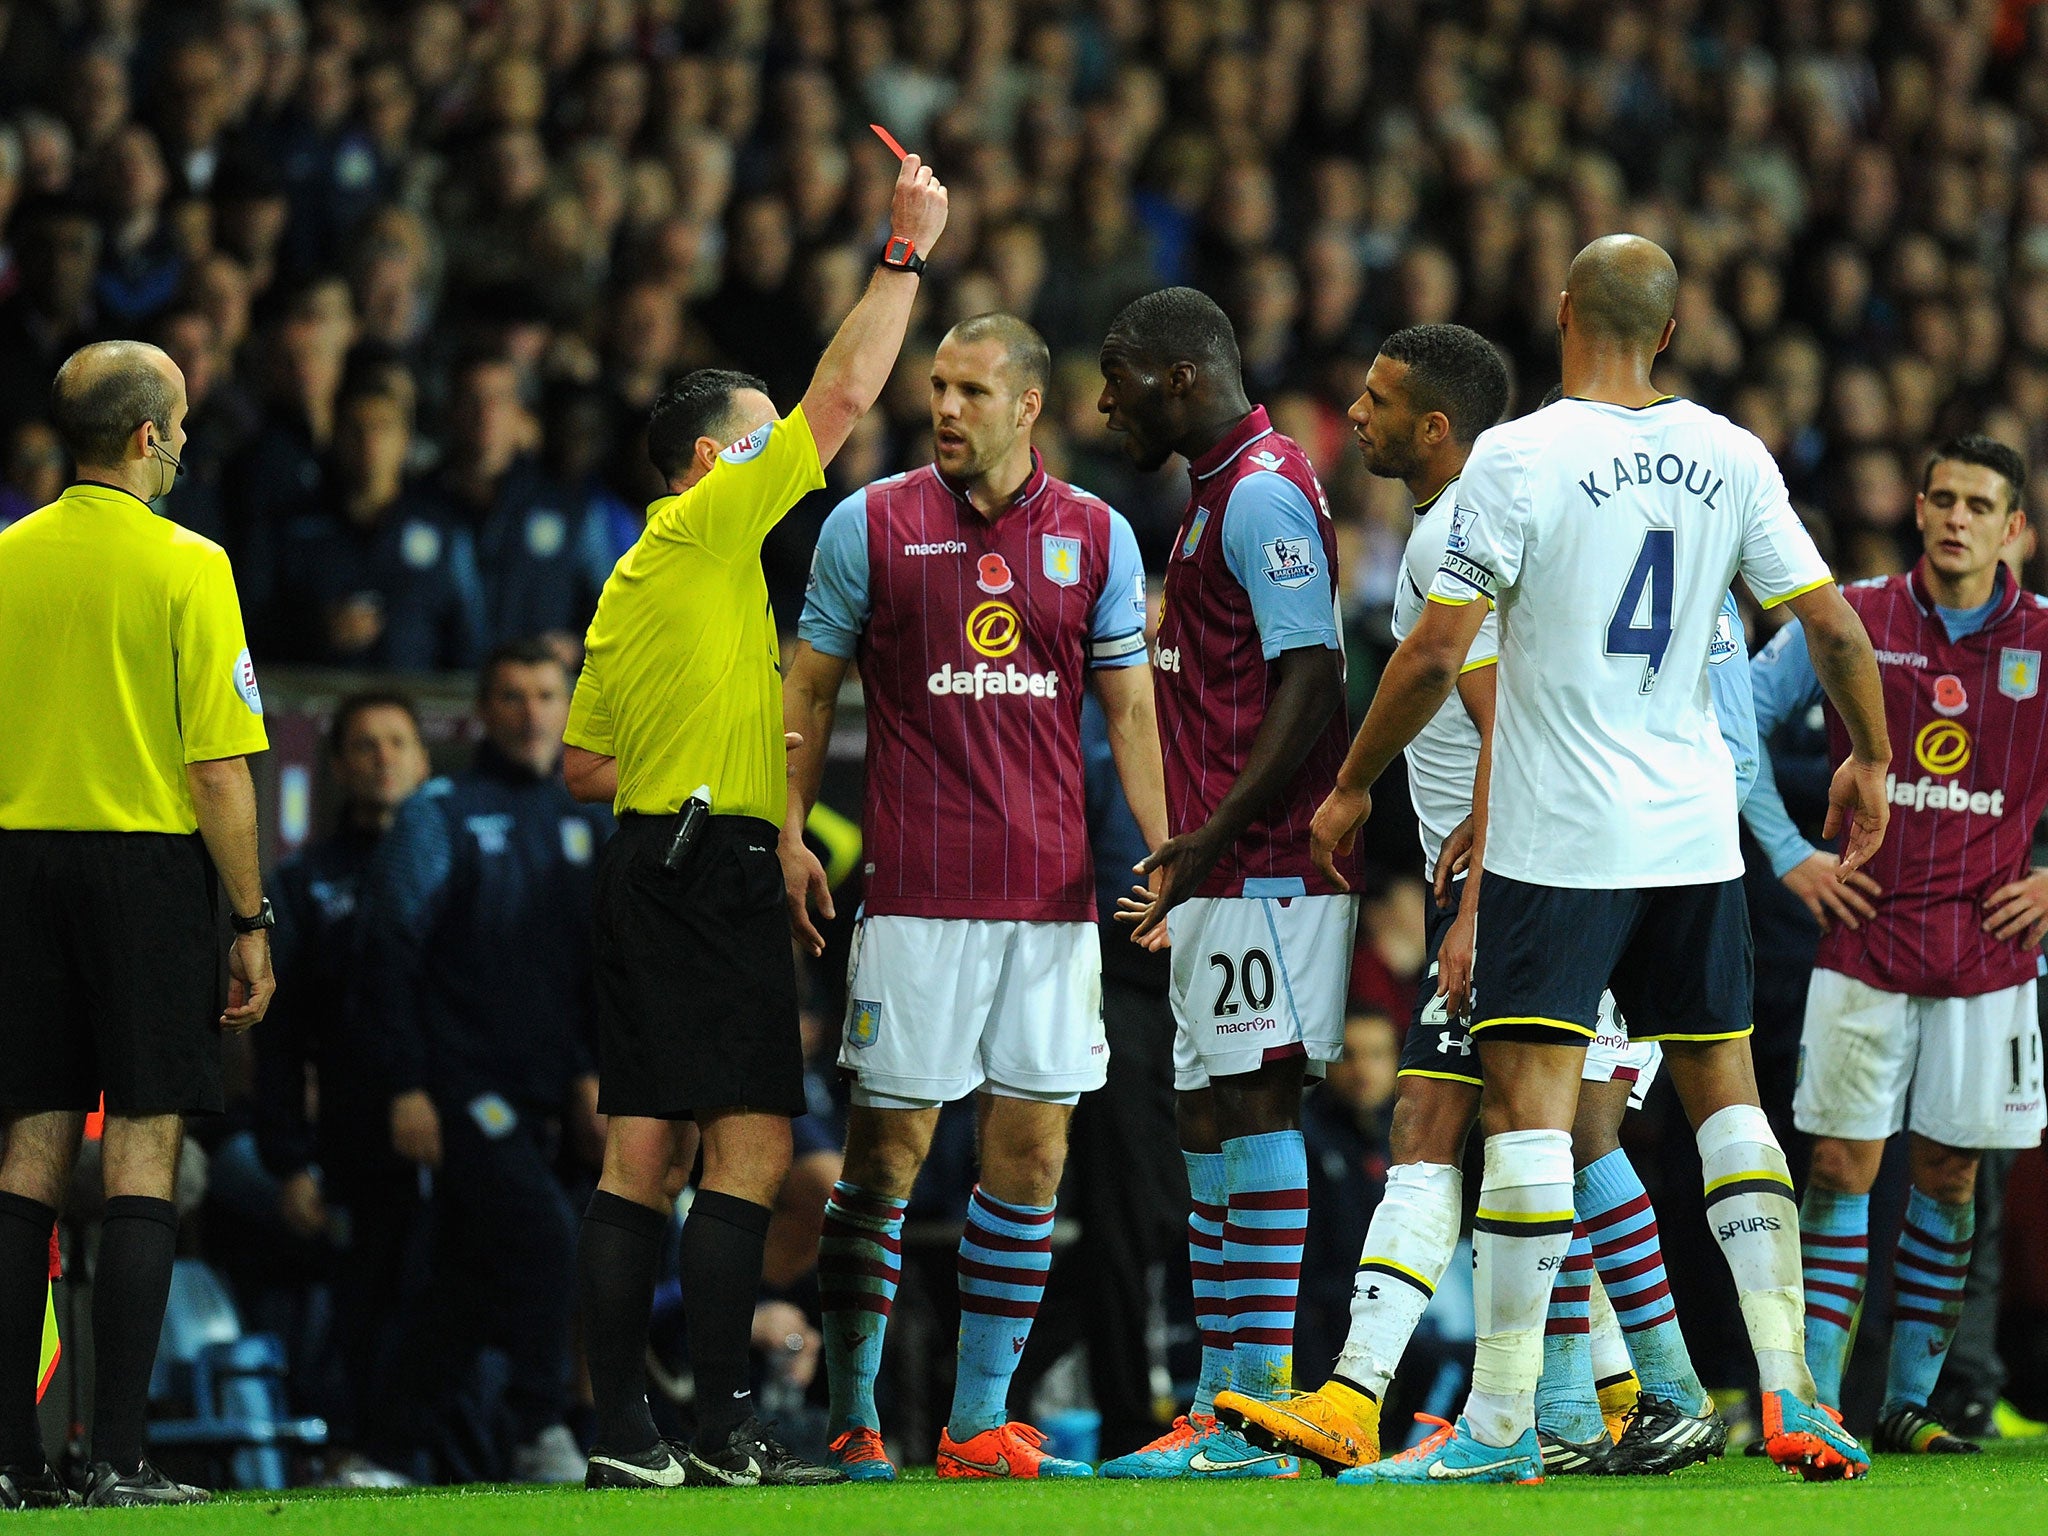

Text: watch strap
xmin=231 ymin=897 xmax=275 ymax=934
xmin=880 ymin=235 xmax=925 ymax=274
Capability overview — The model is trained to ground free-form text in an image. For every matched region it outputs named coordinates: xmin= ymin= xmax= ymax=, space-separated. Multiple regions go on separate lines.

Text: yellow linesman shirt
xmin=567 ymin=407 xmax=826 ymax=823
xmin=0 ymin=483 xmax=270 ymax=832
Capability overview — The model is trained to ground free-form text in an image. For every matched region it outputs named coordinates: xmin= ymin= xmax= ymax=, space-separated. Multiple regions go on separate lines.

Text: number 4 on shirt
xmin=1607 ymin=528 xmax=1675 ymax=693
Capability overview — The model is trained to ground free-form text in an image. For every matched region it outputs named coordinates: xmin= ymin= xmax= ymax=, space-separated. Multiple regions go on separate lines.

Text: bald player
xmin=1311 ymin=236 xmax=1890 ymax=1486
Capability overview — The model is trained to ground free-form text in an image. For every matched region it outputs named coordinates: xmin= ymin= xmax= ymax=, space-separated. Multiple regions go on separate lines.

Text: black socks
xmin=679 ymin=1191 xmax=771 ymax=1451
xmin=579 ymin=1190 xmax=667 ymax=1454
xmin=92 ymin=1196 xmax=179 ymax=1471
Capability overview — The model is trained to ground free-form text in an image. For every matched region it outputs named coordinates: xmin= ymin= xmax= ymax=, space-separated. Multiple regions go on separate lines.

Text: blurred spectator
xmin=0 ymin=418 xmax=64 ymax=529
xmin=423 ymin=355 xmax=610 ymax=652
xmin=353 ymin=640 xmax=612 ymax=1482
xmin=254 ymin=692 xmax=433 ymax=1469
xmin=262 ymin=383 xmax=485 ymax=671
xmin=0 ymin=196 xmax=99 ymax=429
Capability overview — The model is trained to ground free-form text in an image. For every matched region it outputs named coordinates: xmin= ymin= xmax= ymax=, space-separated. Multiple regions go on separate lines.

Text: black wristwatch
xmin=879 ymin=235 xmax=926 ymax=275
xmin=231 ymin=898 xmax=275 ymax=935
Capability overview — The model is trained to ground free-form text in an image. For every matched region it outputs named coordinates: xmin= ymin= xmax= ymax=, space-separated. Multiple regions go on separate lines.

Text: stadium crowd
xmin=2 ymin=0 xmax=2047 ymax=1489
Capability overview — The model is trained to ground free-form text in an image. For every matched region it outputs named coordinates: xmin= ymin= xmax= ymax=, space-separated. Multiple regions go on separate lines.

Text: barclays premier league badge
xmin=2000 ymin=647 xmax=2040 ymax=702
xmin=1261 ymin=537 xmax=1318 ymax=589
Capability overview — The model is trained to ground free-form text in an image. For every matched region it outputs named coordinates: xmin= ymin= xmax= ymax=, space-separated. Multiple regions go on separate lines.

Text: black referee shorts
xmin=0 ymin=830 xmax=227 ymax=1115
xmin=592 ymin=813 xmax=806 ymax=1120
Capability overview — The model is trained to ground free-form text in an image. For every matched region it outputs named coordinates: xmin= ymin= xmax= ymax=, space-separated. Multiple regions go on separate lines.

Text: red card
xmin=870 ymin=123 xmax=908 ymax=161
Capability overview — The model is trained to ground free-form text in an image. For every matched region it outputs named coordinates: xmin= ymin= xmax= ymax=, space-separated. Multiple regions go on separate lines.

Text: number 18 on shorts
xmin=1167 ymin=893 xmax=1360 ymax=1091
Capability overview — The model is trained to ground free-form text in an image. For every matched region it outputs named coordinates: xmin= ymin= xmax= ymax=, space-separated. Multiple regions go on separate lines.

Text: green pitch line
xmin=39 ymin=1442 xmax=2048 ymax=1534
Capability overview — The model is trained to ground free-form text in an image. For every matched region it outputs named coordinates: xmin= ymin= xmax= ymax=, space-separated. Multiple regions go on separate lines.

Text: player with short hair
xmin=1220 ymin=330 xmax=1743 ymax=1477
xmin=1742 ymin=435 xmax=2048 ymax=1455
xmin=1311 ymin=236 xmax=1889 ymax=1485
xmin=1094 ymin=288 xmax=1356 ymax=1481
xmin=783 ymin=312 xmax=1166 ymax=1482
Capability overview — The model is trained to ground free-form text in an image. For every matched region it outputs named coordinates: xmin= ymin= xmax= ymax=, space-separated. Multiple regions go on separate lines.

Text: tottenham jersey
xmin=1429 ymin=396 xmax=1830 ymax=888
xmin=1391 ymin=476 xmax=1497 ymax=880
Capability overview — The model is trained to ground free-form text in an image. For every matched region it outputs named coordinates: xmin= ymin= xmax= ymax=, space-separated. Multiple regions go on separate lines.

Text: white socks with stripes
xmin=1466 ymin=1129 xmax=1576 ymax=1447
xmin=1331 ymin=1161 xmax=1462 ymax=1400
xmin=1697 ymin=1104 xmax=1816 ymax=1400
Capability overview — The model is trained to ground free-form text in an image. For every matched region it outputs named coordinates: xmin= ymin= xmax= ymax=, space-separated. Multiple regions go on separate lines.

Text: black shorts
xmin=1470 ymin=872 xmax=1752 ymax=1047
xmin=592 ymin=814 xmax=805 ymax=1120
xmin=0 ymin=830 xmax=226 ymax=1115
xmin=1399 ymin=878 xmax=1482 ymax=1087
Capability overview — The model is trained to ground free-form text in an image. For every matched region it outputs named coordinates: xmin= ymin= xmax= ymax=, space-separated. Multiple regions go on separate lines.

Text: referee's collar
xmin=934 ymin=448 xmax=1049 ymax=515
xmin=63 ymin=480 xmax=158 ymax=515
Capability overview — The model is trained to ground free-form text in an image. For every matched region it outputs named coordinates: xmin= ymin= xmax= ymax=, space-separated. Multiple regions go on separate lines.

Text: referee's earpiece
xmin=147 ymin=428 xmax=185 ymax=483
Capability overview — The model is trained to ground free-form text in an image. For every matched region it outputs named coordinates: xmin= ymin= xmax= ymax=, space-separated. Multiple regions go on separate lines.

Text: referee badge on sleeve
xmin=848 ymin=999 xmax=882 ymax=1049
xmin=233 ymin=648 xmax=263 ymax=714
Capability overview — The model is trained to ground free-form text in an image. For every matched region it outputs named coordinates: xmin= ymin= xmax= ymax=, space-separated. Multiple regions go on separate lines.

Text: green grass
xmin=23 ymin=1442 xmax=2048 ymax=1534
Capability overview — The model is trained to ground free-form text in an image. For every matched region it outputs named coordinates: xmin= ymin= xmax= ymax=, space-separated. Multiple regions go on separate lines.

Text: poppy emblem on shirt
xmin=977 ymin=552 xmax=1014 ymax=594
xmin=1932 ymin=673 xmax=1969 ymax=717
xmin=2000 ymin=648 xmax=2040 ymax=702
xmin=848 ymin=999 xmax=882 ymax=1049
xmin=1043 ymin=535 xmax=1081 ymax=588
xmin=400 ymin=520 xmax=442 ymax=569
xmin=526 ymin=510 xmax=566 ymax=558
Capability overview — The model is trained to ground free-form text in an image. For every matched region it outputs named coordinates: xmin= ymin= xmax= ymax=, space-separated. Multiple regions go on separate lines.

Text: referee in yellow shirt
xmin=562 ymin=149 xmax=947 ymax=1490
xmin=0 ymin=341 xmax=274 ymax=1509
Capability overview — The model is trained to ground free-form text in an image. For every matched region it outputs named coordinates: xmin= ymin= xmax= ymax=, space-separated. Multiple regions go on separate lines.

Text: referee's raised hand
xmin=890 ymin=151 xmax=950 ymax=257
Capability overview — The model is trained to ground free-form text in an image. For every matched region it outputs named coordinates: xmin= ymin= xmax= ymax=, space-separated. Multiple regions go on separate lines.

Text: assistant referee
xmin=561 ymin=148 xmax=947 ymax=1491
xmin=0 ymin=342 xmax=275 ymax=1508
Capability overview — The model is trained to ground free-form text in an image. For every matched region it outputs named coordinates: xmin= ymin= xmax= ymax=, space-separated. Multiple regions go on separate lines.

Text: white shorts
xmin=1584 ymin=999 xmax=1662 ymax=1112
xmin=1168 ymin=894 xmax=1360 ymax=1092
xmin=1793 ymin=969 xmax=2047 ymax=1150
xmin=840 ymin=915 xmax=1106 ymax=1109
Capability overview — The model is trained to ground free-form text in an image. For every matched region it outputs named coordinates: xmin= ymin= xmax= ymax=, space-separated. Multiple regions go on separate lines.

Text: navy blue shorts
xmin=1470 ymin=873 xmax=1752 ymax=1048
xmin=1399 ymin=878 xmax=1481 ymax=1087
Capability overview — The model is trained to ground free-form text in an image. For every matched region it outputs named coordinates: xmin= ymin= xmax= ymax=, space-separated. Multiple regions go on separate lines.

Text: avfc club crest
xmin=847 ymin=999 xmax=882 ymax=1049
xmin=2000 ymin=647 xmax=2041 ymax=702
xmin=1042 ymin=535 xmax=1081 ymax=587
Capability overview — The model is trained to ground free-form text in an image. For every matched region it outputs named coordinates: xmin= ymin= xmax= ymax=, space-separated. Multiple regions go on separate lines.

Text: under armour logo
xmin=1363 ymin=1285 xmax=1381 ymax=1301
xmin=1437 ymin=1031 xmax=1472 ymax=1057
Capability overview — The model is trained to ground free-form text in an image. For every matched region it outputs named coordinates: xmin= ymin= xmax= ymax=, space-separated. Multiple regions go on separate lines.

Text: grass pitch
xmin=21 ymin=1440 xmax=2048 ymax=1534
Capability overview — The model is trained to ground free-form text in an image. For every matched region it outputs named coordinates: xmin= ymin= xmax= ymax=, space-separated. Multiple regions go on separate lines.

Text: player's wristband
xmin=879 ymin=235 xmax=925 ymax=275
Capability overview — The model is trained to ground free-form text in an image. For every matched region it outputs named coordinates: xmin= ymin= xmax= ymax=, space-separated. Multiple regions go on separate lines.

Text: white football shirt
xmin=1391 ymin=476 xmax=1498 ymax=880
xmin=1428 ymin=396 xmax=1830 ymax=888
